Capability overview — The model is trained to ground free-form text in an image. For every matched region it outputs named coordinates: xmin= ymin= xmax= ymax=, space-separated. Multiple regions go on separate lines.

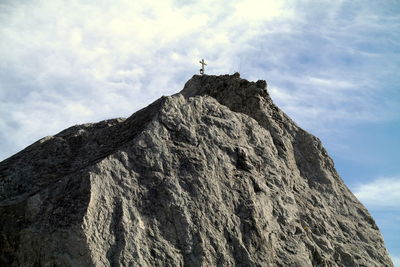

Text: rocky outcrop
xmin=0 ymin=73 xmax=393 ymax=266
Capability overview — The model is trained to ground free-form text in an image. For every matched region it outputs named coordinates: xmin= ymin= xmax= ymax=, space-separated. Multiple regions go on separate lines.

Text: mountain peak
xmin=180 ymin=73 xmax=268 ymax=99
xmin=0 ymin=74 xmax=393 ymax=266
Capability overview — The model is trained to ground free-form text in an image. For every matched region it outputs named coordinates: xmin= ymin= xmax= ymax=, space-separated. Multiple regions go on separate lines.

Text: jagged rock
xmin=0 ymin=74 xmax=393 ymax=266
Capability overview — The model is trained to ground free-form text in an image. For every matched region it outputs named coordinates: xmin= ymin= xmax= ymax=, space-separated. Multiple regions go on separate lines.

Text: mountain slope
xmin=0 ymin=73 xmax=393 ymax=266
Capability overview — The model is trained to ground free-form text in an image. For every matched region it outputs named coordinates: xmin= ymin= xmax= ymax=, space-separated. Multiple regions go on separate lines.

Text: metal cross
xmin=199 ymin=59 xmax=207 ymax=75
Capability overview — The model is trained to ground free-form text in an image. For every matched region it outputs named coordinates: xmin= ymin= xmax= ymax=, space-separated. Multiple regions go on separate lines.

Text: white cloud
xmin=233 ymin=0 xmax=290 ymax=21
xmin=392 ymin=255 xmax=400 ymax=267
xmin=354 ymin=175 xmax=400 ymax=209
xmin=352 ymin=175 xmax=400 ymax=261
xmin=305 ymin=76 xmax=358 ymax=89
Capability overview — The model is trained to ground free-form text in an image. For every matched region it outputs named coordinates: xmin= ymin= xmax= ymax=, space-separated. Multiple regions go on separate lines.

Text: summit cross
xmin=199 ymin=59 xmax=207 ymax=75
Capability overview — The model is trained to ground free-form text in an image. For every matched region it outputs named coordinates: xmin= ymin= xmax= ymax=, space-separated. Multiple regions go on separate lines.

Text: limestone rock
xmin=0 ymin=74 xmax=393 ymax=266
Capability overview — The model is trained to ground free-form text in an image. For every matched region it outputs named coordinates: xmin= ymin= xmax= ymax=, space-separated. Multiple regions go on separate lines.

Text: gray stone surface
xmin=0 ymin=74 xmax=393 ymax=266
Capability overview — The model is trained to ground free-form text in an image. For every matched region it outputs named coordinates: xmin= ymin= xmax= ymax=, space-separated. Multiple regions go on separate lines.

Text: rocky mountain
xmin=0 ymin=73 xmax=393 ymax=266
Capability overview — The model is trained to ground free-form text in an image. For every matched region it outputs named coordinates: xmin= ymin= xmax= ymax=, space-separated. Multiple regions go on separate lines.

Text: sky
xmin=0 ymin=0 xmax=399 ymax=264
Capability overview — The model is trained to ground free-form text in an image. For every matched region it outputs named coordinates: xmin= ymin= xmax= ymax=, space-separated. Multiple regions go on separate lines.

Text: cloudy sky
xmin=1 ymin=0 xmax=399 ymax=263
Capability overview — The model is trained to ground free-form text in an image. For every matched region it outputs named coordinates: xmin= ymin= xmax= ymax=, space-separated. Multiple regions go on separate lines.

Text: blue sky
xmin=0 ymin=0 xmax=399 ymax=264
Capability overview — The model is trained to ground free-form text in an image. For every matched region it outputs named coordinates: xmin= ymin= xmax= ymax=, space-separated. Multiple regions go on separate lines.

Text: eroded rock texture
xmin=0 ymin=74 xmax=393 ymax=266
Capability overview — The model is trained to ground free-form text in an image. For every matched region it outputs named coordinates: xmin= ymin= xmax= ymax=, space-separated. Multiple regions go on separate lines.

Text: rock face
xmin=0 ymin=74 xmax=393 ymax=266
